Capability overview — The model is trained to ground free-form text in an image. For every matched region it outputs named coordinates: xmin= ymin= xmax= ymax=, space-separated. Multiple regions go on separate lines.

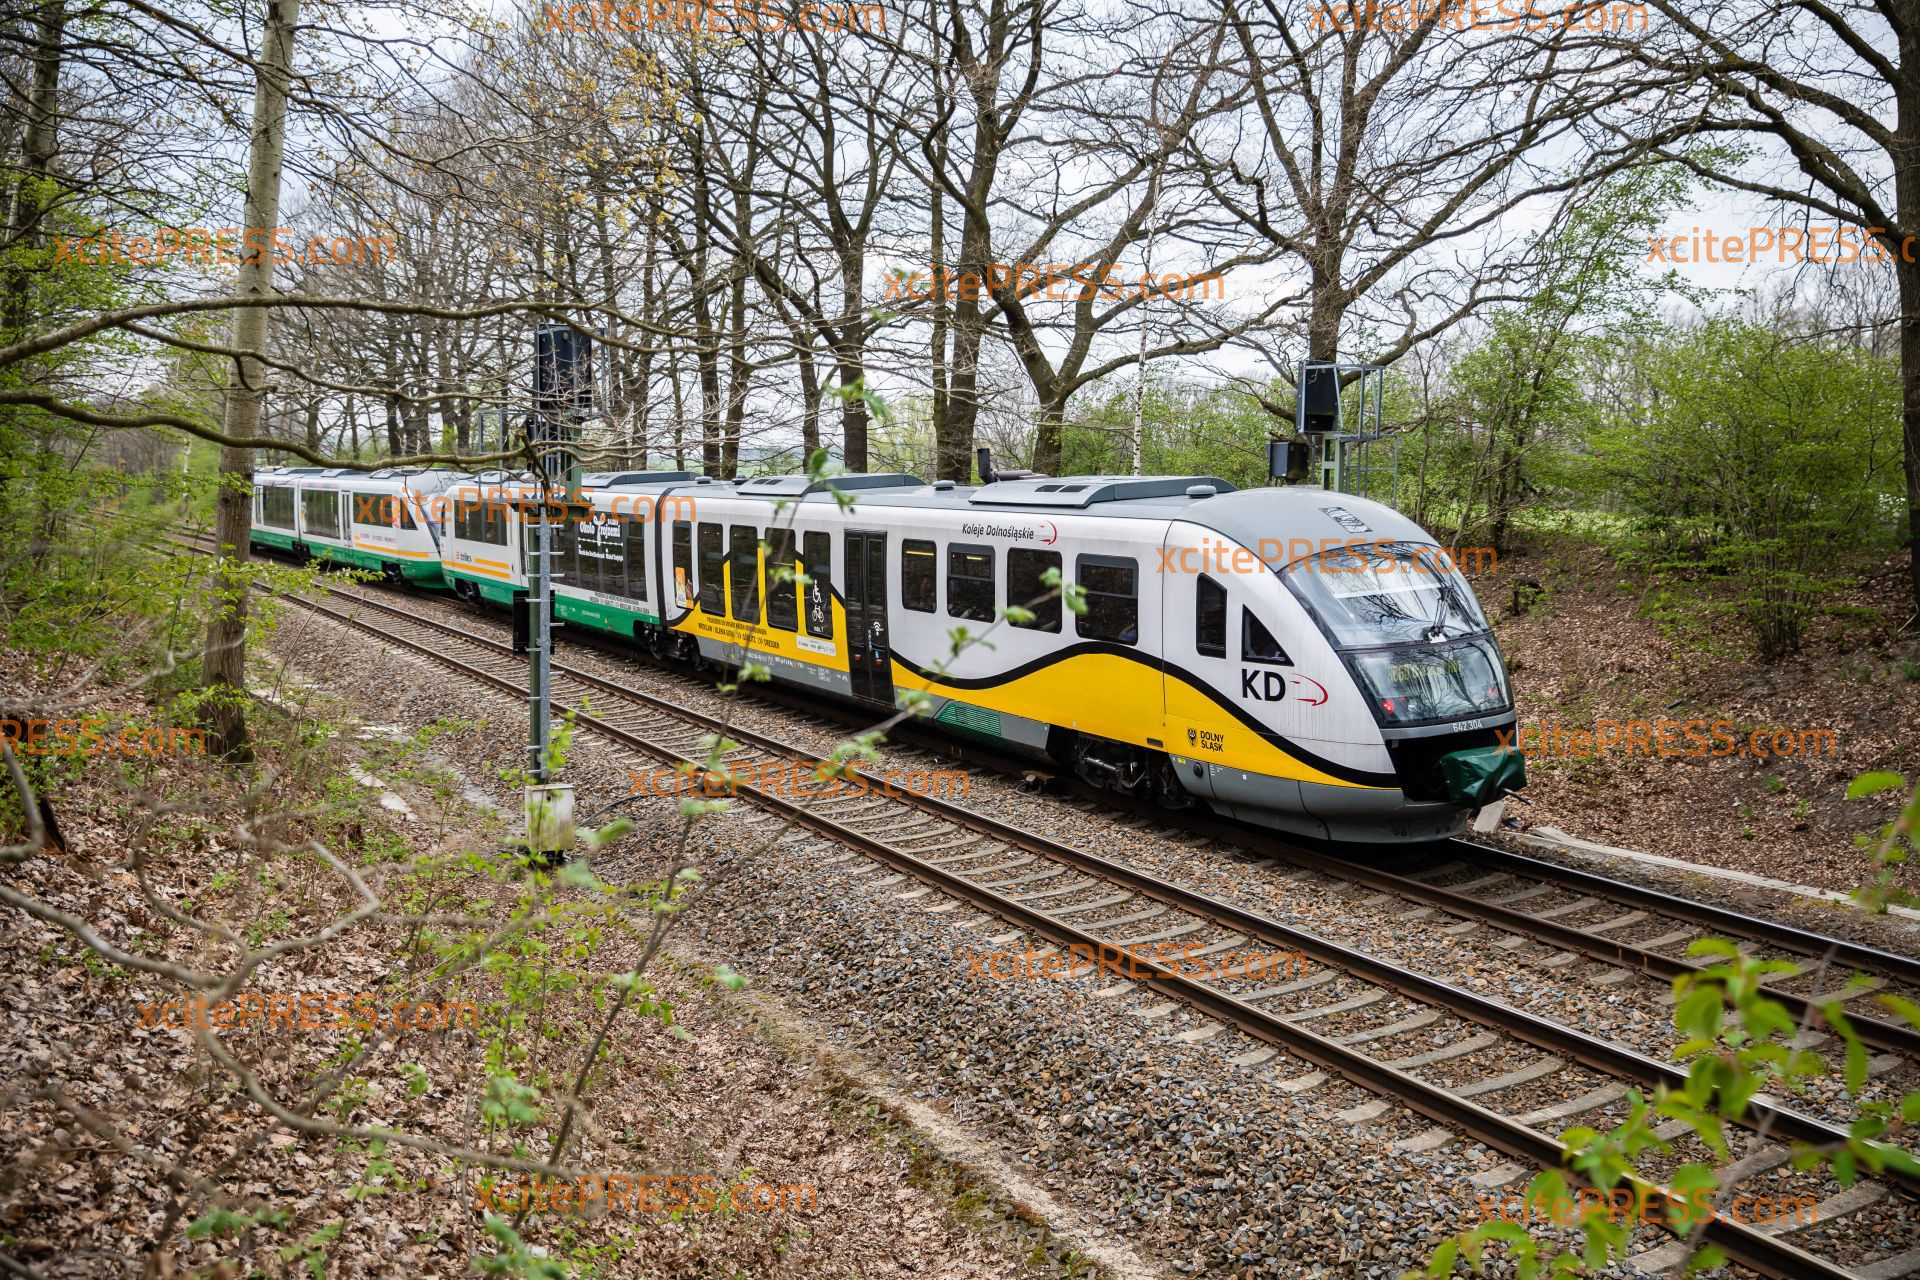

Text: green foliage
xmin=1589 ymin=320 xmax=1902 ymax=659
xmin=1848 ymin=772 xmax=1920 ymax=914
xmin=1060 ymin=381 xmax=1277 ymax=485
xmin=277 ymin=1223 xmax=343 ymax=1280
xmin=475 ymin=1215 xmax=571 ymax=1279
xmin=1406 ymin=769 xmax=1920 ymax=1279
xmin=1395 ymin=163 xmax=1708 ymax=544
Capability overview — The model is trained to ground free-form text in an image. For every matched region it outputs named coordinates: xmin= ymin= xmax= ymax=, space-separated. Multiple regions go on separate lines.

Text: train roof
xmin=257 ymin=466 xmax=459 ymax=492
xmin=685 ymin=472 xmax=1437 ymax=554
xmin=580 ymin=470 xmax=698 ymax=488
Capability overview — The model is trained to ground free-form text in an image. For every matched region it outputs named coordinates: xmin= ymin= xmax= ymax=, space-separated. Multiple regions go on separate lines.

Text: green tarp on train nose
xmin=1438 ymin=745 xmax=1526 ymax=809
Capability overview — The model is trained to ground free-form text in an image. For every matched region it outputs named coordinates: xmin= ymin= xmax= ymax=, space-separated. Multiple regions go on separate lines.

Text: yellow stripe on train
xmin=892 ymin=651 xmax=1366 ymax=790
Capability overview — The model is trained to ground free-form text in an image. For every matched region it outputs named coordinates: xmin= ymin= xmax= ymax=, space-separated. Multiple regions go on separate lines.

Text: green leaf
xmin=1877 ymin=994 xmax=1920 ymax=1029
xmin=1833 ymin=1147 xmax=1858 ymax=1186
xmin=557 ymin=861 xmax=600 ymax=889
xmin=1674 ymin=986 xmax=1723 ymax=1041
xmin=185 ymin=1207 xmax=254 ymax=1240
xmin=1845 ymin=1035 xmax=1869 ymax=1094
xmin=1419 ymin=1238 xmax=1459 ymax=1278
xmin=1682 ymin=1244 xmax=1727 ymax=1276
xmin=1846 ymin=771 xmax=1908 ymax=799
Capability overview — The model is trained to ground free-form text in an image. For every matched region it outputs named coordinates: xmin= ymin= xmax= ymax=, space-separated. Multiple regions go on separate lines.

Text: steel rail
xmin=1443 ymin=839 xmax=1920 ymax=987
xmin=267 ymin=588 xmax=1866 ymax=1280
xmin=268 ymin=576 xmax=1920 ymax=1170
xmin=165 ymin=536 xmax=1918 ymax=1266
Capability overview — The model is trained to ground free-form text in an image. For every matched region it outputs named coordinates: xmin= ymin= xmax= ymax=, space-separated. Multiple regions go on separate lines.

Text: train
xmin=250 ymin=465 xmax=1523 ymax=842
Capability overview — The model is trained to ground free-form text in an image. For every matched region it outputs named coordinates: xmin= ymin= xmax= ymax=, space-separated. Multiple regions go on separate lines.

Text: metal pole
xmin=528 ymin=497 xmax=550 ymax=783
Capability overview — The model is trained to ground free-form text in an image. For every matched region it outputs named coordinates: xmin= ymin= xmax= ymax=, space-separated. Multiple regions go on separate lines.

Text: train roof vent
xmin=735 ymin=473 xmax=926 ymax=495
xmin=579 ymin=470 xmax=698 ymax=488
xmin=968 ymin=475 xmax=1239 ymax=508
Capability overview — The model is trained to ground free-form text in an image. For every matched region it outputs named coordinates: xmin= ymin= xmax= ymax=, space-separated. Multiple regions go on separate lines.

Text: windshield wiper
xmin=1426 ymin=569 xmax=1452 ymax=641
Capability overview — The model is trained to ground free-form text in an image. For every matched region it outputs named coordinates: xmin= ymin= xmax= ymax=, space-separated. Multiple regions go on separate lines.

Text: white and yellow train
xmin=255 ymin=467 xmax=1523 ymax=842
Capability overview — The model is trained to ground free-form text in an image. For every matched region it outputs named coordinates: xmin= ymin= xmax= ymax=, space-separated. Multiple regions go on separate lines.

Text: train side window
xmin=803 ymin=530 xmax=832 ymax=639
xmin=947 ymin=544 xmax=995 ymax=623
xmin=553 ymin=516 xmax=579 ymax=586
xmin=580 ymin=518 xmax=608 ymax=594
xmin=604 ymin=519 xmax=628 ymax=597
xmin=730 ymin=524 xmax=761 ymax=623
xmin=1243 ymin=607 xmax=1292 ymax=665
xmin=351 ymin=491 xmax=387 ymax=528
xmin=672 ymin=521 xmax=694 ymax=609
xmin=901 ymin=539 xmax=937 ymax=613
xmin=766 ymin=529 xmax=796 ymax=630
xmin=261 ymin=486 xmax=294 ymax=529
xmin=697 ymin=523 xmax=726 ymax=615
xmin=300 ymin=488 xmax=340 ymax=539
xmin=453 ymin=494 xmax=473 ymax=542
xmin=624 ymin=520 xmax=647 ymax=599
xmin=1196 ymin=574 xmax=1227 ymax=658
xmin=395 ymin=496 xmax=416 ymax=530
xmin=1075 ymin=554 xmax=1137 ymax=645
xmin=480 ymin=495 xmax=507 ymax=547
xmin=1007 ymin=548 xmax=1062 ymax=632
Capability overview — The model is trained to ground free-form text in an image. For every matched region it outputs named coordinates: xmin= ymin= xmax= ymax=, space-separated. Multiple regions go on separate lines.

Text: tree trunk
xmin=1902 ymin=245 xmax=1920 ymax=621
xmin=1033 ymin=401 xmax=1067 ymax=476
xmin=633 ymin=221 xmax=659 ymax=468
xmin=795 ymin=330 xmax=821 ymax=461
xmin=201 ymin=0 xmax=300 ymax=761
xmin=668 ymin=346 xmax=687 ymax=471
xmin=835 ymin=342 xmax=867 ymax=471
xmin=723 ymin=261 xmax=749 ymax=478
xmin=836 ymin=244 xmax=868 ymax=471
xmin=3 ymin=0 xmax=63 ymax=338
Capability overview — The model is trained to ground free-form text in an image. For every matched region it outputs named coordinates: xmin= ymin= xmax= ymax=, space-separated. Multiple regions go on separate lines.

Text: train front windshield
xmin=1281 ymin=542 xmax=1511 ymax=727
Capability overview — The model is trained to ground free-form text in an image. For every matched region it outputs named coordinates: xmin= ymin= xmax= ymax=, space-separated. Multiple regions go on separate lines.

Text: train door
xmin=843 ymin=530 xmax=893 ymax=705
xmin=671 ymin=520 xmax=693 ymax=612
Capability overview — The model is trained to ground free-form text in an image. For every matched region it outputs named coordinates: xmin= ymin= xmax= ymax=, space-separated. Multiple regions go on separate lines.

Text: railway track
xmin=171 ymin=530 xmax=1920 ymax=1280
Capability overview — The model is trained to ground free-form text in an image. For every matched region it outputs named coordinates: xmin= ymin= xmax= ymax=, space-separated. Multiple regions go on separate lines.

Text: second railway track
xmin=176 ymin=529 xmax=1920 ymax=1280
